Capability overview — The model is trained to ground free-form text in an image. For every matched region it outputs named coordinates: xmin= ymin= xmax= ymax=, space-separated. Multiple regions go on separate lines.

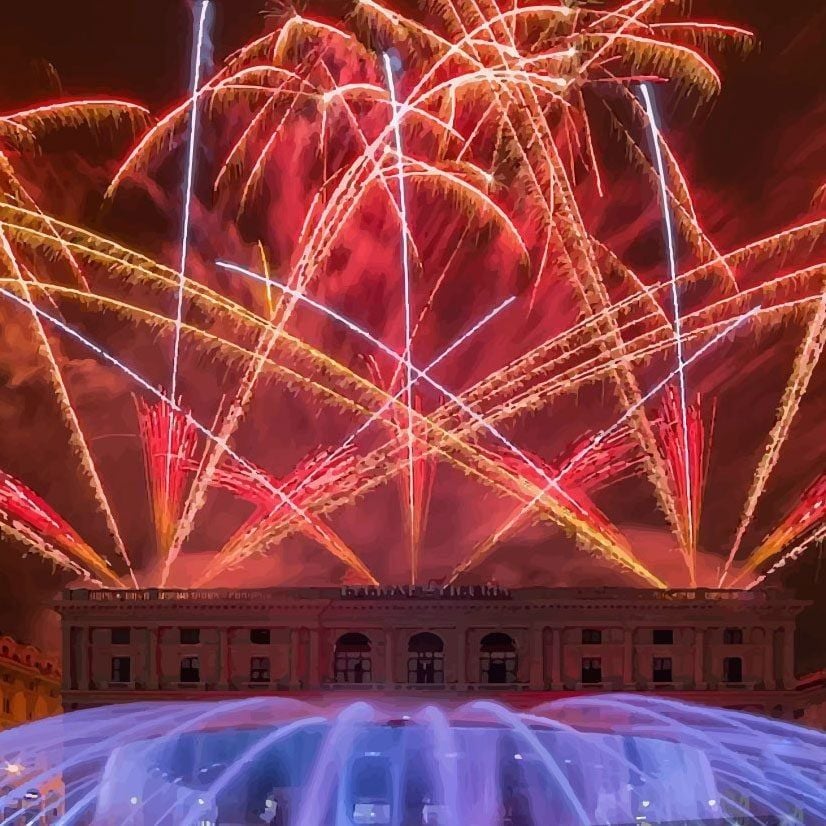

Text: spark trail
xmin=216 ymin=260 xmax=586 ymax=521
xmin=720 ymin=295 xmax=826 ymax=586
xmin=199 ymin=295 xmax=515 ymax=579
xmin=170 ymin=0 xmax=210 ymax=408
xmin=166 ymin=0 xmax=211 ymax=562
xmin=449 ymin=307 xmax=761 ymax=583
xmin=640 ymin=82 xmax=695 ymax=581
xmin=0 ymin=284 xmax=378 ymax=586
xmin=383 ymin=51 xmax=417 ymax=584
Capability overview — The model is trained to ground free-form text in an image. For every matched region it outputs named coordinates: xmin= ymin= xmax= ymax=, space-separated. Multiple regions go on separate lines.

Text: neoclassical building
xmin=0 ymin=634 xmax=61 ymax=731
xmin=55 ymin=584 xmax=822 ymax=720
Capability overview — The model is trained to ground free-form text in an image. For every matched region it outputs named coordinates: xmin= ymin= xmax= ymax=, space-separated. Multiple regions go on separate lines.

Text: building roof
xmin=0 ymin=633 xmax=60 ymax=681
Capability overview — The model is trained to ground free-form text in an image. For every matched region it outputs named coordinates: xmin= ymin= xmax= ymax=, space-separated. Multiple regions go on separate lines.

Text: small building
xmin=56 ymin=585 xmax=813 ymax=720
xmin=0 ymin=634 xmax=61 ymax=731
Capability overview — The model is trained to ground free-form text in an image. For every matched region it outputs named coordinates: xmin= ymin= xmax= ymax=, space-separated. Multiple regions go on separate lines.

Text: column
xmin=308 ymin=628 xmax=320 ymax=689
xmin=78 ymin=626 xmax=90 ymax=691
xmin=62 ymin=627 xmax=73 ymax=692
xmin=217 ymin=628 xmax=229 ymax=690
xmin=456 ymin=626 xmax=467 ymax=686
xmin=763 ymin=627 xmax=776 ymax=690
xmin=693 ymin=628 xmax=706 ymax=689
xmin=289 ymin=628 xmax=301 ymax=690
xmin=623 ymin=627 xmax=634 ymax=687
xmin=529 ymin=627 xmax=544 ymax=690
xmin=147 ymin=627 xmax=159 ymax=690
xmin=384 ymin=629 xmax=394 ymax=685
xmin=550 ymin=628 xmax=562 ymax=689
xmin=782 ymin=624 xmax=795 ymax=689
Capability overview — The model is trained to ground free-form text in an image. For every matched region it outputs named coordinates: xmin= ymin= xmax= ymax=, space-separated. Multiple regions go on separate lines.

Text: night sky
xmin=0 ymin=1 xmax=823 ymax=668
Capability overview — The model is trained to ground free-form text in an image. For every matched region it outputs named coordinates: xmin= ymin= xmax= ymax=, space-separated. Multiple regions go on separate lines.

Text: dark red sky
xmin=0 ymin=1 xmax=823 ymax=665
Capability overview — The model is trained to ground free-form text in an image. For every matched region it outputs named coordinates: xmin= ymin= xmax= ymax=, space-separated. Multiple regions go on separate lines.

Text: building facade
xmin=56 ymin=585 xmax=813 ymax=719
xmin=0 ymin=633 xmax=61 ymax=731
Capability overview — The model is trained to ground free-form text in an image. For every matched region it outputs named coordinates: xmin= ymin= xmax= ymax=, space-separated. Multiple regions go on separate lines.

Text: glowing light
xmin=171 ymin=0 xmax=210 ymax=406
xmin=383 ymin=51 xmax=417 ymax=585
xmin=640 ymin=82 xmax=695 ymax=580
xmin=4 ymin=763 xmax=22 ymax=775
xmin=130 ymin=796 xmax=139 ymax=805
xmin=166 ymin=0 xmax=211 ymax=568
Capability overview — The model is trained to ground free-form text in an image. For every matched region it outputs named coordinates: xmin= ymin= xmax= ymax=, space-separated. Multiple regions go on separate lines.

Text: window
xmin=581 ymin=657 xmax=602 ymax=684
xmin=250 ymin=628 xmax=271 ymax=645
xmin=2 ymin=698 xmax=9 ymax=714
xmin=652 ymin=629 xmax=673 ymax=645
xmin=180 ymin=628 xmax=200 ymax=645
xmin=180 ymin=656 xmax=200 ymax=683
xmin=723 ymin=628 xmax=743 ymax=645
xmin=723 ymin=656 xmax=743 ymax=683
xmin=110 ymin=656 xmax=131 ymax=683
xmin=480 ymin=633 xmax=517 ymax=684
xmin=250 ymin=657 xmax=270 ymax=683
xmin=110 ymin=628 xmax=130 ymax=645
xmin=407 ymin=633 xmax=445 ymax=685
xmin=581 ymin=629 xmax=602 ymax=645
xmin=334 ymin=633 xmax=372 ymax=684
xmin=652 ymin=657 xmax=673 ymax=683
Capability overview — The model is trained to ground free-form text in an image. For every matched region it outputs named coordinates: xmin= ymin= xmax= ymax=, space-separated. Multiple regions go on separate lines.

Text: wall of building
xmin=56 ymin=586 xmax=810 ymax=720
xmin=0 ymin=634 xmax=61 ymax=731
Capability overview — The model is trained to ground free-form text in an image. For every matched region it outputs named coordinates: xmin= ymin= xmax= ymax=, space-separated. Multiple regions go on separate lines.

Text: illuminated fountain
xmin=1 ymin=695 xmax=823 ymax=825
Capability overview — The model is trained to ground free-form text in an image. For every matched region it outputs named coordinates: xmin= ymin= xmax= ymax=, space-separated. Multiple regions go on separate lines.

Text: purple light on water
xmin=0 ymin=695 xmax=823 ymax=824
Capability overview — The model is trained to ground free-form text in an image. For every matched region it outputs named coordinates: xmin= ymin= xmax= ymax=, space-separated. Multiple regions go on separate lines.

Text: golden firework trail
xmin=720 ymin=292 xmax=826 ymax=586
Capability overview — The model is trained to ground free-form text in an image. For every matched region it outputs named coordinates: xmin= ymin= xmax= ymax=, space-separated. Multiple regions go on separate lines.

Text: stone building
xmin=55 ymin=584 xmax=819 ymax=721
xmin=0 ymin=633 xmax=61 ymax=731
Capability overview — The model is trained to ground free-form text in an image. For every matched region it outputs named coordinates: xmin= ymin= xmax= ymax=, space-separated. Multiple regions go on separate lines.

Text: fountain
xmin=0 ymin=695 xmax=823 ymax=825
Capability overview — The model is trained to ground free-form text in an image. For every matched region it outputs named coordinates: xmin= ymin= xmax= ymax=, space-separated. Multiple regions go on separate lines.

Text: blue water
xmin=0 ymin=694 xmax=823 ymax=824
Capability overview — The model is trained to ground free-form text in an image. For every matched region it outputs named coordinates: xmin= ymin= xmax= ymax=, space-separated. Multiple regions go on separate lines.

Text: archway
xmin=480 ymin=633 xmax=517 ymax=684
xmin=407 ymin=632 xmax=445 ymax=685
xmin=334 ymin=633 xmax=372 ymax=684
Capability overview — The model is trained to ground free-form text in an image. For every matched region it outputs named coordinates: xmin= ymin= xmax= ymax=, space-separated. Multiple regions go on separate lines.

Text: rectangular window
xmin=652 ymin=657 xmax=673 ymax=683
xmin=652 ymin=629 xmax=673 ymax=645
xmin=250 ymin=656 xmax=270 ymax=683
xmin=110 ymin=628 xmax=131 ymax=645
xmin=723 ymin=657 xmax=743 ymax=683
xmin=180 ymin=628 xmax=200 ymax=645
xmin=111 ymin=656 xmax=131 ymax=683
xmin=581 ymin=629 xmax=602 ymax=645
xmin=250 ymin=628 xmax=271 ymax=645
xmin=581 ymin=657 xmax=602 ymax=684
xmin=3 ymin=698 xmax=10 ymax=714
xmin=723 ymin=628 xmax=744 ymax=645
xmin=180 ymin=656 xmax=200 ymax=683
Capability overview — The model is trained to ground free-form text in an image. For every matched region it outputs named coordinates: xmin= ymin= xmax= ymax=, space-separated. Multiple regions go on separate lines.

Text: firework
xmin=0 ymin=0 xmax=822 ymax=592
xmin=734 ymin=473 xmax=826 ymax=585
xmin=0 ymin=470 xmax=122 ymax=586
xmin=136 ymin=397 xmax=200 ymax=558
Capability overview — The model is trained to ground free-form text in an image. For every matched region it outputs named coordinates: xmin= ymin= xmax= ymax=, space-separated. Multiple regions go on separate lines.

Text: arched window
xmin=334 ymin=633 xmax=372 ymax=684
xmin=10 ymin=691 xmax=26 ymax=723
xmin=407 ymin=633 xmax=444 ymax=685
xmin=480 ymin=633 xmax=517 ymax=684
